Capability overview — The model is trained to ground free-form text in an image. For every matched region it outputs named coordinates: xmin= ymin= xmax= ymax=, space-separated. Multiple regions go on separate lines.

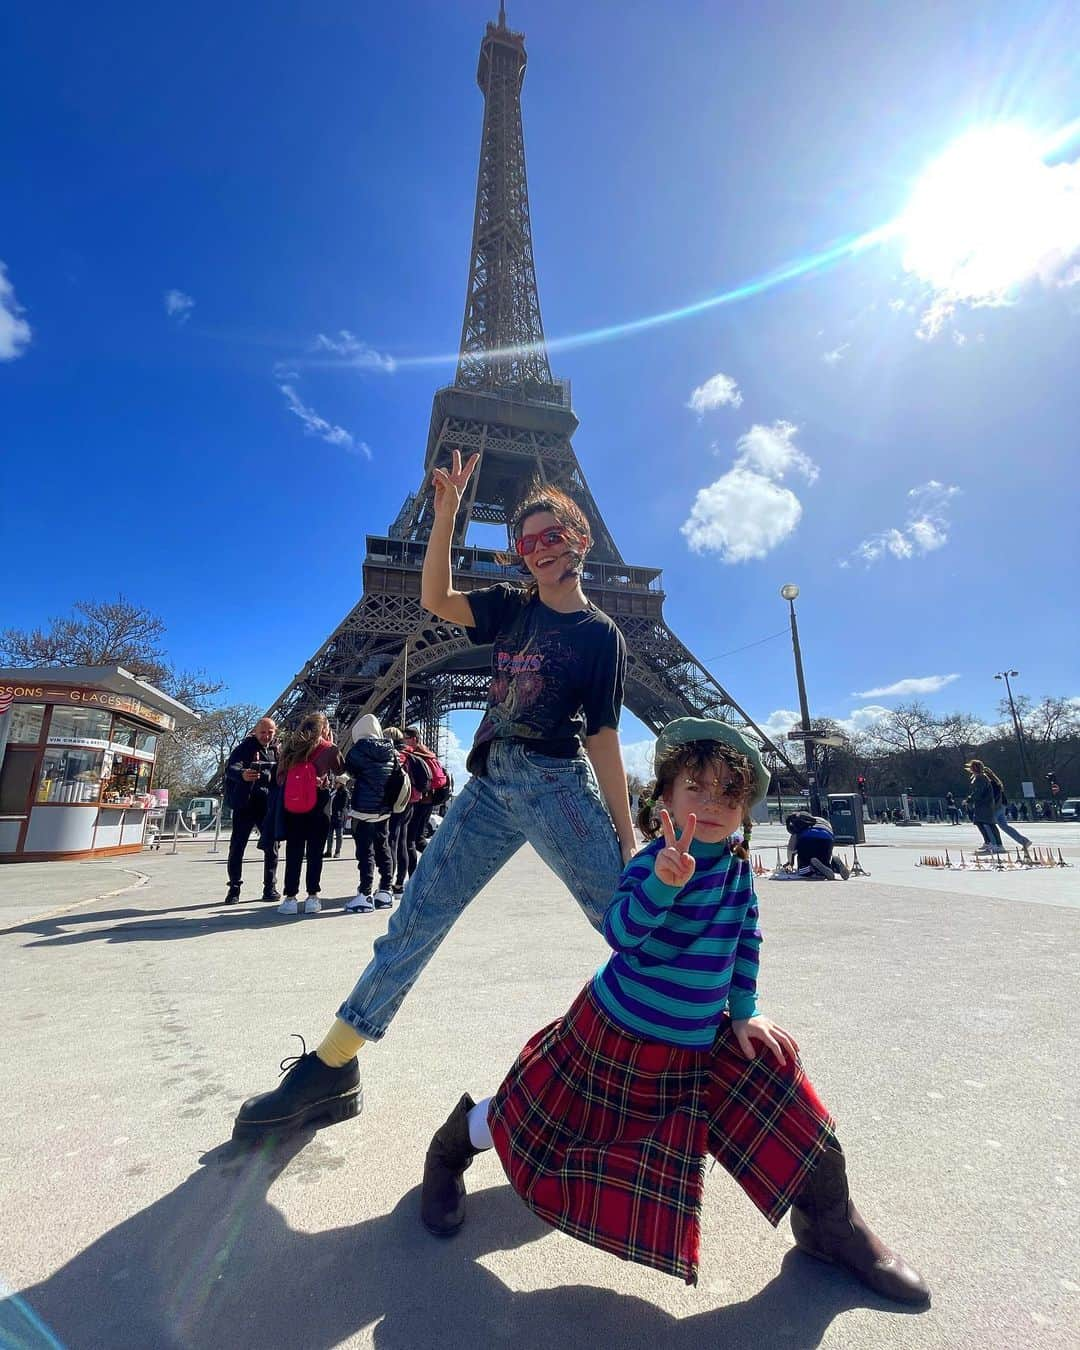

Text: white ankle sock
xmin=467 ymin=1096 xmax=494 ymax=1151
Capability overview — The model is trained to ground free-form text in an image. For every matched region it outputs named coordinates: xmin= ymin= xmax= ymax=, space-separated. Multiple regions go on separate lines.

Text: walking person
xmin=964 ymin=759 xmax=1003 ymax=854
xmin=383 ymin=727 xmax=413 ymax=894
xmin=325 ymin=777 xmax=350 ymax=858
xmin=275 ymin=713 xmax=345 ymax=916
xmin=418 ymin=720 xmax=929 ymax=1305
xmin=984 ymin=765 xmax=1032 ymax=853
xmin=223 ymin=717 xmax=280 ymax=904
xmin=232 ymin=454 xmax=636 ymax=1140
xmin=343 ymin=714 xmax=399 ymax=914
xmin=945 ymin=791 xmax=960 ymax=825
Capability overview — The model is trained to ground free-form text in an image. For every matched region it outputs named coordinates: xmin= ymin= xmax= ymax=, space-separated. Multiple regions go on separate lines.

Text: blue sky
xmin=3 ymin=0 xmax=1078 ymax=779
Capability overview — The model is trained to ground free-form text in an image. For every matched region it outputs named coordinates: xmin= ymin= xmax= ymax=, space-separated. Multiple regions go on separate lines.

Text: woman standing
xmin=233 ymin=452 xmax=636 ymax=1140
xmin=275 ymin=712 xmax=344 ymax=915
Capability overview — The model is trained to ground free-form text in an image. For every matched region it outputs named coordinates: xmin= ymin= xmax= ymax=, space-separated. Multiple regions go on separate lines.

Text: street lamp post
xmin=994 ymin=669 xmax=1033 ymax=796
xmin=780 ymin=584 xmax=820 ymax=816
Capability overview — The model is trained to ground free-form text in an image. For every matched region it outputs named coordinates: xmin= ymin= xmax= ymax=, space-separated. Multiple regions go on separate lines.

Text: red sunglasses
xmin=515 ymin=526 xmax=574 ymax=557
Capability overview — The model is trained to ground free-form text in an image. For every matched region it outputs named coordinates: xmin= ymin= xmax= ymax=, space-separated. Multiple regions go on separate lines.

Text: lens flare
xmin=341 ymin=117 xmax=1078 ymax=371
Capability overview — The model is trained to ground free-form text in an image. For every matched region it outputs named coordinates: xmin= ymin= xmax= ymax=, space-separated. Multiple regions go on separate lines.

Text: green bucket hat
xmin=653 ymin=717 xmax=771 ymax=807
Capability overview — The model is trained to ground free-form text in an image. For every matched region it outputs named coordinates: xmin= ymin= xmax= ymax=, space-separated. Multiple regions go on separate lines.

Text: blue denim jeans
xmin=994 ymin=807 xmax=1031 ymax=847
xmin=337 ymin=740 xmax=622 ymax=1040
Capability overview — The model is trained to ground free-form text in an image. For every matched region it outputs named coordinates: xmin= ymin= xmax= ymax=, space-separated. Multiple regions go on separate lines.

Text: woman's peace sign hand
xmin=655 ymin=809 xmax=697 ymax=888
xmin=432 ymin=449 xmax=480 ymax=522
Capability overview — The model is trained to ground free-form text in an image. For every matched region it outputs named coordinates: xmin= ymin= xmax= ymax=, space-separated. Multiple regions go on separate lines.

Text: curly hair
xmin=636 ymin=739 xmax=756 ymax=859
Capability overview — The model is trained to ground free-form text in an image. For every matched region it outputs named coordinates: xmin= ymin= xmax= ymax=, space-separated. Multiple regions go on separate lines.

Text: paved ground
xmin=1 ymin=822 xmax=1078 ymax=1349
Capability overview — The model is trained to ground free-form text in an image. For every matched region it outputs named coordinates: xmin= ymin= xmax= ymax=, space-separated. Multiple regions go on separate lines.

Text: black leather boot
xmin=790 ymin=1139 xmax=930 ymax=1305
xmin=225 ymin=882 xmax=241 ymax=905
xmin=420 ymin=1094 xmax=480 ymax=1237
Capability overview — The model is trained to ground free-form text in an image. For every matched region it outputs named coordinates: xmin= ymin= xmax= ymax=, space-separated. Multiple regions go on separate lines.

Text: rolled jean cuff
xmin=335 ymin=1003 xmax=386 ymax=1041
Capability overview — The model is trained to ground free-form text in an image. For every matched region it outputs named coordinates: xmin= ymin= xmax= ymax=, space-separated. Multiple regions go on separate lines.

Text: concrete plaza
xmin=1 ymin=821 xmax=1077 ymax=1348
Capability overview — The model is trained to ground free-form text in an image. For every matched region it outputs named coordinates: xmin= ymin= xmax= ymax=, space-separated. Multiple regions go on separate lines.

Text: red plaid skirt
xmin=488 ymin=983 xmax=834 ymax=1285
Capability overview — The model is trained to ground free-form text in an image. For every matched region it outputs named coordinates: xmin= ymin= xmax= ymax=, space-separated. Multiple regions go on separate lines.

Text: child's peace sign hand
xmin=655 ymin=809 xmax=697 ymax=888
xmin=432 ymin=449 xmax=480 ymax=521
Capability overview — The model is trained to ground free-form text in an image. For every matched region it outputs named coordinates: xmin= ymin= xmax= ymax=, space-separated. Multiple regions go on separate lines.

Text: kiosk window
xmin=8 ymin=703 xmax=45 ymax=744
xmin=0 ymin=749 xmax=37 ymax=815
xmin=38 ymin=747 xmax=105 ymax=803
xmin=48 ymin=707 xmax=114 ymax=744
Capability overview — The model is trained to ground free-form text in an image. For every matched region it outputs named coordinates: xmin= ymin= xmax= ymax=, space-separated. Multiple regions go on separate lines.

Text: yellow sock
xmin=316 ymin=1019 xmax=365 ymax=1068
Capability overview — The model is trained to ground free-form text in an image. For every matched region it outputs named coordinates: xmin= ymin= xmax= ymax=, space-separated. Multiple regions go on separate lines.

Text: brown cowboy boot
xmin=790 ymin=1139 xmax=931 ymax=1305
xmin=420 ymin=1093 xmax=480 ymax=1237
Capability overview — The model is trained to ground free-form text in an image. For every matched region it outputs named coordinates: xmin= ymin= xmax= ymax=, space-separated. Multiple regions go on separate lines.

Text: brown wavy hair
xmin=636 ymin=740 xmax=756 ymax=859
xmin=497 ymin=482 xmax=593 ymax=599
xmin=279 ymin=712 xmax=329 ymax=771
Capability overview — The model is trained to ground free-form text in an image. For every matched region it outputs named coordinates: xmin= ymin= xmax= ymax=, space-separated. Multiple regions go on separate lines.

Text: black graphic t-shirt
xmin=464 ymin=583 xmax=625 ymax=776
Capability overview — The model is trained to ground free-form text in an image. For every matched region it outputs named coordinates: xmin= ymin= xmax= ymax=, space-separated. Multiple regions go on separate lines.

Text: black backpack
xmin=405 ymin=750 xmax=434 ymax=799
xmin=380 ymin=760 xmax=407 ymax=813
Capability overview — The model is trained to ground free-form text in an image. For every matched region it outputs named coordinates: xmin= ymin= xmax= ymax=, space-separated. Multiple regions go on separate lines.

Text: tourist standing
xmin=403 ymin=726 xmax=447 ymax=872
xmin=343 ymin=714 xmax=398 ymax=914
xmin=275 ymin=713 xmax=344 ymax=916
xmin=223 ymin=717 xmax=280 ymax=904
xmin=383 ymin=727 xmax=413 ymax=894
xmin=417 ymin=720 xmax=928 ymax=1306
xmin=945 ymin=791 xmax=960 ymax=825
xmin=232 ymin=455 xmax=635 ymax=1141
xmin=325 ymin=777 xmax=350 ymax=858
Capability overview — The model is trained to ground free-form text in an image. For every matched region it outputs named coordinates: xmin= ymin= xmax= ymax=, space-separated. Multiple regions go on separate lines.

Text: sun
xmin=899 ymin=124 xmax=1074 ymax=304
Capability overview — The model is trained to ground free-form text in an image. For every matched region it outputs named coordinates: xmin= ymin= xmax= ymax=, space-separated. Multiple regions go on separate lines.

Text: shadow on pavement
xmin=1 ymin=1132 xmax=903 ymax=1350
xmin=14 ymin=901 xmax=367 ymax=947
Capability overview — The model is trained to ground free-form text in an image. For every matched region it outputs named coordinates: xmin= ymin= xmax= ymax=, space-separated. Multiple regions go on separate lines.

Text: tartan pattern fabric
xmin=488 ymin=984 xmax=835 ymax=1285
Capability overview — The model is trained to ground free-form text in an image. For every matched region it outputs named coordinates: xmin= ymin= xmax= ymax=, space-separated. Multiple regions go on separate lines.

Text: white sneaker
xmin=303 ymin=895 xmax=322 ymax=914
xmin=277 ymin=897 xmax=299 ymax=916
xmin=345 ymin=893 xmax=375 ymax=914
xmin=373 ymin=888 xmax=393 ymax=909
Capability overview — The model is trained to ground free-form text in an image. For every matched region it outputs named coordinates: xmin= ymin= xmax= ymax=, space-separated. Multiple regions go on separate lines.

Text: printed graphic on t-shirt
xmin=474 ymin=630 xmax=580 ymax=752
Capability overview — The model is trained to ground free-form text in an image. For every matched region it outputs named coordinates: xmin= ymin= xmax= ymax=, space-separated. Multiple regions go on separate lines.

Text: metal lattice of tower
xmin=263 ymin=6 xmax=796 ymax=773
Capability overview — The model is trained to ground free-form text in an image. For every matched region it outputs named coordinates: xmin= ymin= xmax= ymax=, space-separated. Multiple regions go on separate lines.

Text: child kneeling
xmin=419 ymin=718 xmax=929 ymax=1303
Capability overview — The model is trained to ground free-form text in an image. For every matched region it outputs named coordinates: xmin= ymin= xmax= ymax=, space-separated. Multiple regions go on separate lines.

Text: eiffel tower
xmin=264 ymin=5 xmax=793 ymax=772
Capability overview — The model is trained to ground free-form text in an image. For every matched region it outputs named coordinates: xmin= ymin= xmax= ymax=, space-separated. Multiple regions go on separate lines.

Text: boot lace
xmin=278 ymin=1033 xmax=309 ymax=1076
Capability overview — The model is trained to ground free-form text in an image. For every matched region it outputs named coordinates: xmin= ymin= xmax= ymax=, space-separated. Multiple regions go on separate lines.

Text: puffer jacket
xmin=345 ymin=714 xmax=397 ymax=815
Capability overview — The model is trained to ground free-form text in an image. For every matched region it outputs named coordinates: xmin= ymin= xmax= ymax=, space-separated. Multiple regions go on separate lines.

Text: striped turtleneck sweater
xmin=591 ymin=835 xmax=761 ymax=1049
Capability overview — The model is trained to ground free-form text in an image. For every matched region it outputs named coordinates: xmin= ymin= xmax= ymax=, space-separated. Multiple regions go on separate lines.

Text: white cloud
xmin=682 ymin=467 xmax=803 ymax=563
xmin=687 ymin=371 xmax=742 ymax=414
xmin=439 ymin=727 xmax=469 ymax=785
xmin=619 ymin=738 xmax=656 ymax=784
xmin=733 ymin=420 xmax=818 ymax=483
xmin=822 ymin=343 xmax=849 ymax=365
xmin=902 ymin=126 xmax=1080 ymax=339
xmin=855 ymin=673 xmax=961 ymax=697
xmin=849 ymin=480 xmax=959 ymax=566
xmin=279 ymin=382 xmax=368 ymax=455
xmin=312 ymin=330 xmax=396 ymax=373
xmin=0 ymin=263 xmax=32 ymax=360
xmin=683 ymin=421 xmax=817 ymax=564
xmin=163 ymin=289 xmax=195 ymax=323
xmin=757 ymin=704 xmax=892 ymax=744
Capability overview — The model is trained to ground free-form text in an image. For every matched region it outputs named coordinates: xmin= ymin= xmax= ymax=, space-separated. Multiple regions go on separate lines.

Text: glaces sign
xmin=0 ymin=683 xmax=176 ymax=731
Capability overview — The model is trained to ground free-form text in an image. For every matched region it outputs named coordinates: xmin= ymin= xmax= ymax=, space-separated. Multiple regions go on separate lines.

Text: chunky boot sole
xmin=232 ymin=1084 xmax=363 ymax=1141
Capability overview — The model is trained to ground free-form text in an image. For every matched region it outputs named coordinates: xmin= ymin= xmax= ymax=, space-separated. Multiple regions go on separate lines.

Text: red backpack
xmin=284 ymin=758 xmax=319 ymax=813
